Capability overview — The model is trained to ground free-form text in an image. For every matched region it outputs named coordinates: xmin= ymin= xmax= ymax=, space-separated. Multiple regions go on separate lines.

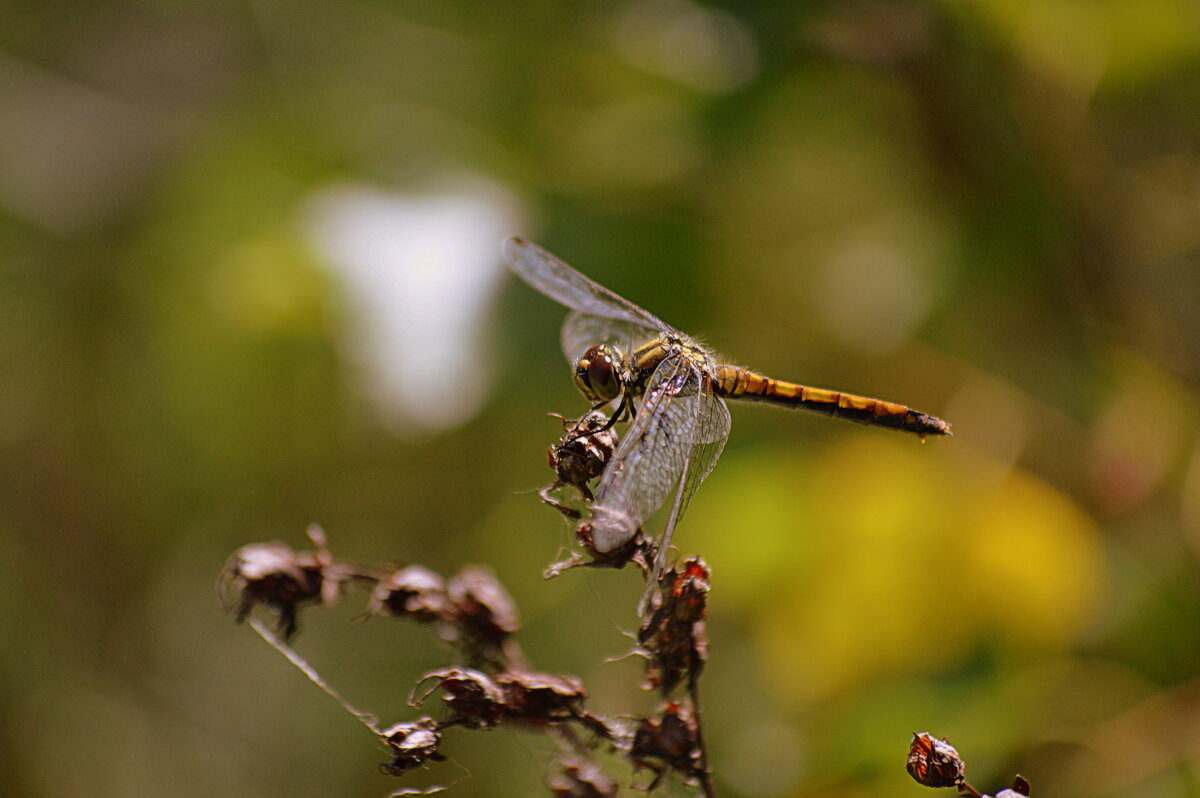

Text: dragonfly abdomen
xmin=713 ymin=365 xmax=951 ymax=438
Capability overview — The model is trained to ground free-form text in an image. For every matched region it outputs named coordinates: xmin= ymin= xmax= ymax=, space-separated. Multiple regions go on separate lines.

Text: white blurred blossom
xmin=305 ymin=179 xmax=522 ymax=436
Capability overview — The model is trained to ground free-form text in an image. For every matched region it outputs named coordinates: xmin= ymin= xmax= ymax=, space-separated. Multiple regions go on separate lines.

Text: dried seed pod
xmin=542 ymin=411 xmax=620 ymax=510
xmin=495 ymin=670 xmax=588 ymax=724
xmin=639 ymin=558 xmax=710 ymax=694
xmin=217 ymin=540 xmax=339 ymax=639
xmin=547 ymin=757 xmax=618 ymax=798
xmin=445 ymin=565 xmax=521 ymax=667
xmin=379 ymin=717 xmax=445 ymax=776
xmin=447 ymin=566 xmax=521 ymax=634
xmin=906 ymin=731 xmax=965 ymax=788
xmin=629 ymin=702 xmax=705 ymax=788
xmin=368 ymin=564 xmax=452 ymax=623
xmin=998 ymin=774 xmax=1031 ymax=797
xmin=413 ymin=667 xmax=506 ymax=729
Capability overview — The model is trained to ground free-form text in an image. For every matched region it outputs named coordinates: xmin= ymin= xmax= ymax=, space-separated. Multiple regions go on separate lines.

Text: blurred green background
xmin=2 ymin=1 xmax=1199 ymax=796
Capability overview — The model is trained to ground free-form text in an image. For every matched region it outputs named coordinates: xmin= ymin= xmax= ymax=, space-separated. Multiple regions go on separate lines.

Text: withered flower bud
xmin=638 ymin=557 xmax=710 ymax=694
xmin=369 ymin=564 xmax=452 ymax=623
xmin=413 ymin=667 xmax=506 ymax=729
xmin=547 ymin=757 xmax=618 ymax=797
xmin=218 ymin=541 xmax=337 ymax=639
xmin=379 ymin=717 xmax=445 ymax=776
xmin=547 ymin=410 xmax=618 ymax=495
xmin=630 ymin=702 xmax=705 ymax=786
xmin=444 ymin=565 xmax=521 ymax=667
xmin=996 ymin=774 xmax=1031 ymax=797
xmin=496 ymin=670 xmax=588 ymax=724
xmin=906 ymin=731 xmax=965 ymax=788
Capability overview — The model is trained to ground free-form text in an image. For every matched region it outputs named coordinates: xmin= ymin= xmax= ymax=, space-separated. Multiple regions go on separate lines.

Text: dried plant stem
xmin=688 ymin=680 xmax=717 ymax=798
xmin=248 ymin=617 xmax=384 ymax=735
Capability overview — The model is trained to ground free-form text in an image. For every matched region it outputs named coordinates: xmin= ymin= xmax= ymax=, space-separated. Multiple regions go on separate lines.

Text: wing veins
xmin=504 ymin=237 xmax=672 ymax=332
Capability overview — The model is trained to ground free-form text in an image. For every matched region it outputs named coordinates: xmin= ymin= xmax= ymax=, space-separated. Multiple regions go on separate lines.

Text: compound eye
xmin=588 ymin=355 xmax=615 ymax=395
xmin=574 ymin=345 xmax=621 ymax=402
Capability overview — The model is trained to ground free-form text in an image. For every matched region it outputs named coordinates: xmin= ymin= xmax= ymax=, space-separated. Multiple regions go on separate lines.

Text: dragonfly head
xmin=574 ymin=344 xmax=625 ymax=403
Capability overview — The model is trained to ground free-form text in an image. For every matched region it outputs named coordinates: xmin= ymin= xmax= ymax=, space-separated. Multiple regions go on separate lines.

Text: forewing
xmin=639 ymin=384 xmax=731 ymax=613
xmin=676 ymin=385 xmax=731 ymax=521
xmin=560 ymin=311 xmax=651 ymax=367
xmin=504 ymin=237 xmax=671 ymax=332
xmin=590 ymin=356 xmax=704 ymax=542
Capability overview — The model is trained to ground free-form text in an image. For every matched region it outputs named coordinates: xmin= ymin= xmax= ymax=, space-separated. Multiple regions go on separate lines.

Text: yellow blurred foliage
xmin=691 ymin=435 xmax=1106 ymax=704
xmin=960 ymin=471 xmax=1106 ymax=648
xmin=965 ymin=0 xmax=1200 ymax=89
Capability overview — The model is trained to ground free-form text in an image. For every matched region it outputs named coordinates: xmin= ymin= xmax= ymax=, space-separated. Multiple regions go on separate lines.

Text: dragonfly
xmin=505 ymin=237 xmax=950 ymax=576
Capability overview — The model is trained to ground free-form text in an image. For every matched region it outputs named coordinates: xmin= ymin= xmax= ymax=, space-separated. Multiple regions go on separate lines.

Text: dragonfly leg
xmin=567 ymin=395 xmax=630 ymax=441
xmin=538 ymin=483 xmax=582 ymax=520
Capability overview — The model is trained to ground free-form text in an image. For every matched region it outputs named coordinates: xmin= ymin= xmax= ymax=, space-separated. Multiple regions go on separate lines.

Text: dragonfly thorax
xmin=573 ymin=344 xmax=628 ymax=403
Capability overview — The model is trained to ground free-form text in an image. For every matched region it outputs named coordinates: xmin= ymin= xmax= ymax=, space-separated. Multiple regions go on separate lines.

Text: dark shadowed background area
xmin=2 ymin=1 xmax=1199 ymax=796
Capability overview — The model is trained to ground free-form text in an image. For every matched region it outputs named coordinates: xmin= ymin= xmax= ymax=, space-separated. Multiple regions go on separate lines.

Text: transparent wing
xmin=590 ymin=356 xmax=697 ymax=548
xmin=676 ymin=377 xmax=731 ymax=521
xmin=560 ymin=310 xmax=650 ymax=367
xmin=504 ymin=237 xmax=672 ymax=333
xmin=640 ymin=383 xmax=730 ymax=612
xmin=588 ymin=355 xmax=729 ymax=552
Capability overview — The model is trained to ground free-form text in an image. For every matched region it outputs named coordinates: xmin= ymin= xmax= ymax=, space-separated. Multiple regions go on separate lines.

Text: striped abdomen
xmin=713 ymin=365 xmax=951 ymax=438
